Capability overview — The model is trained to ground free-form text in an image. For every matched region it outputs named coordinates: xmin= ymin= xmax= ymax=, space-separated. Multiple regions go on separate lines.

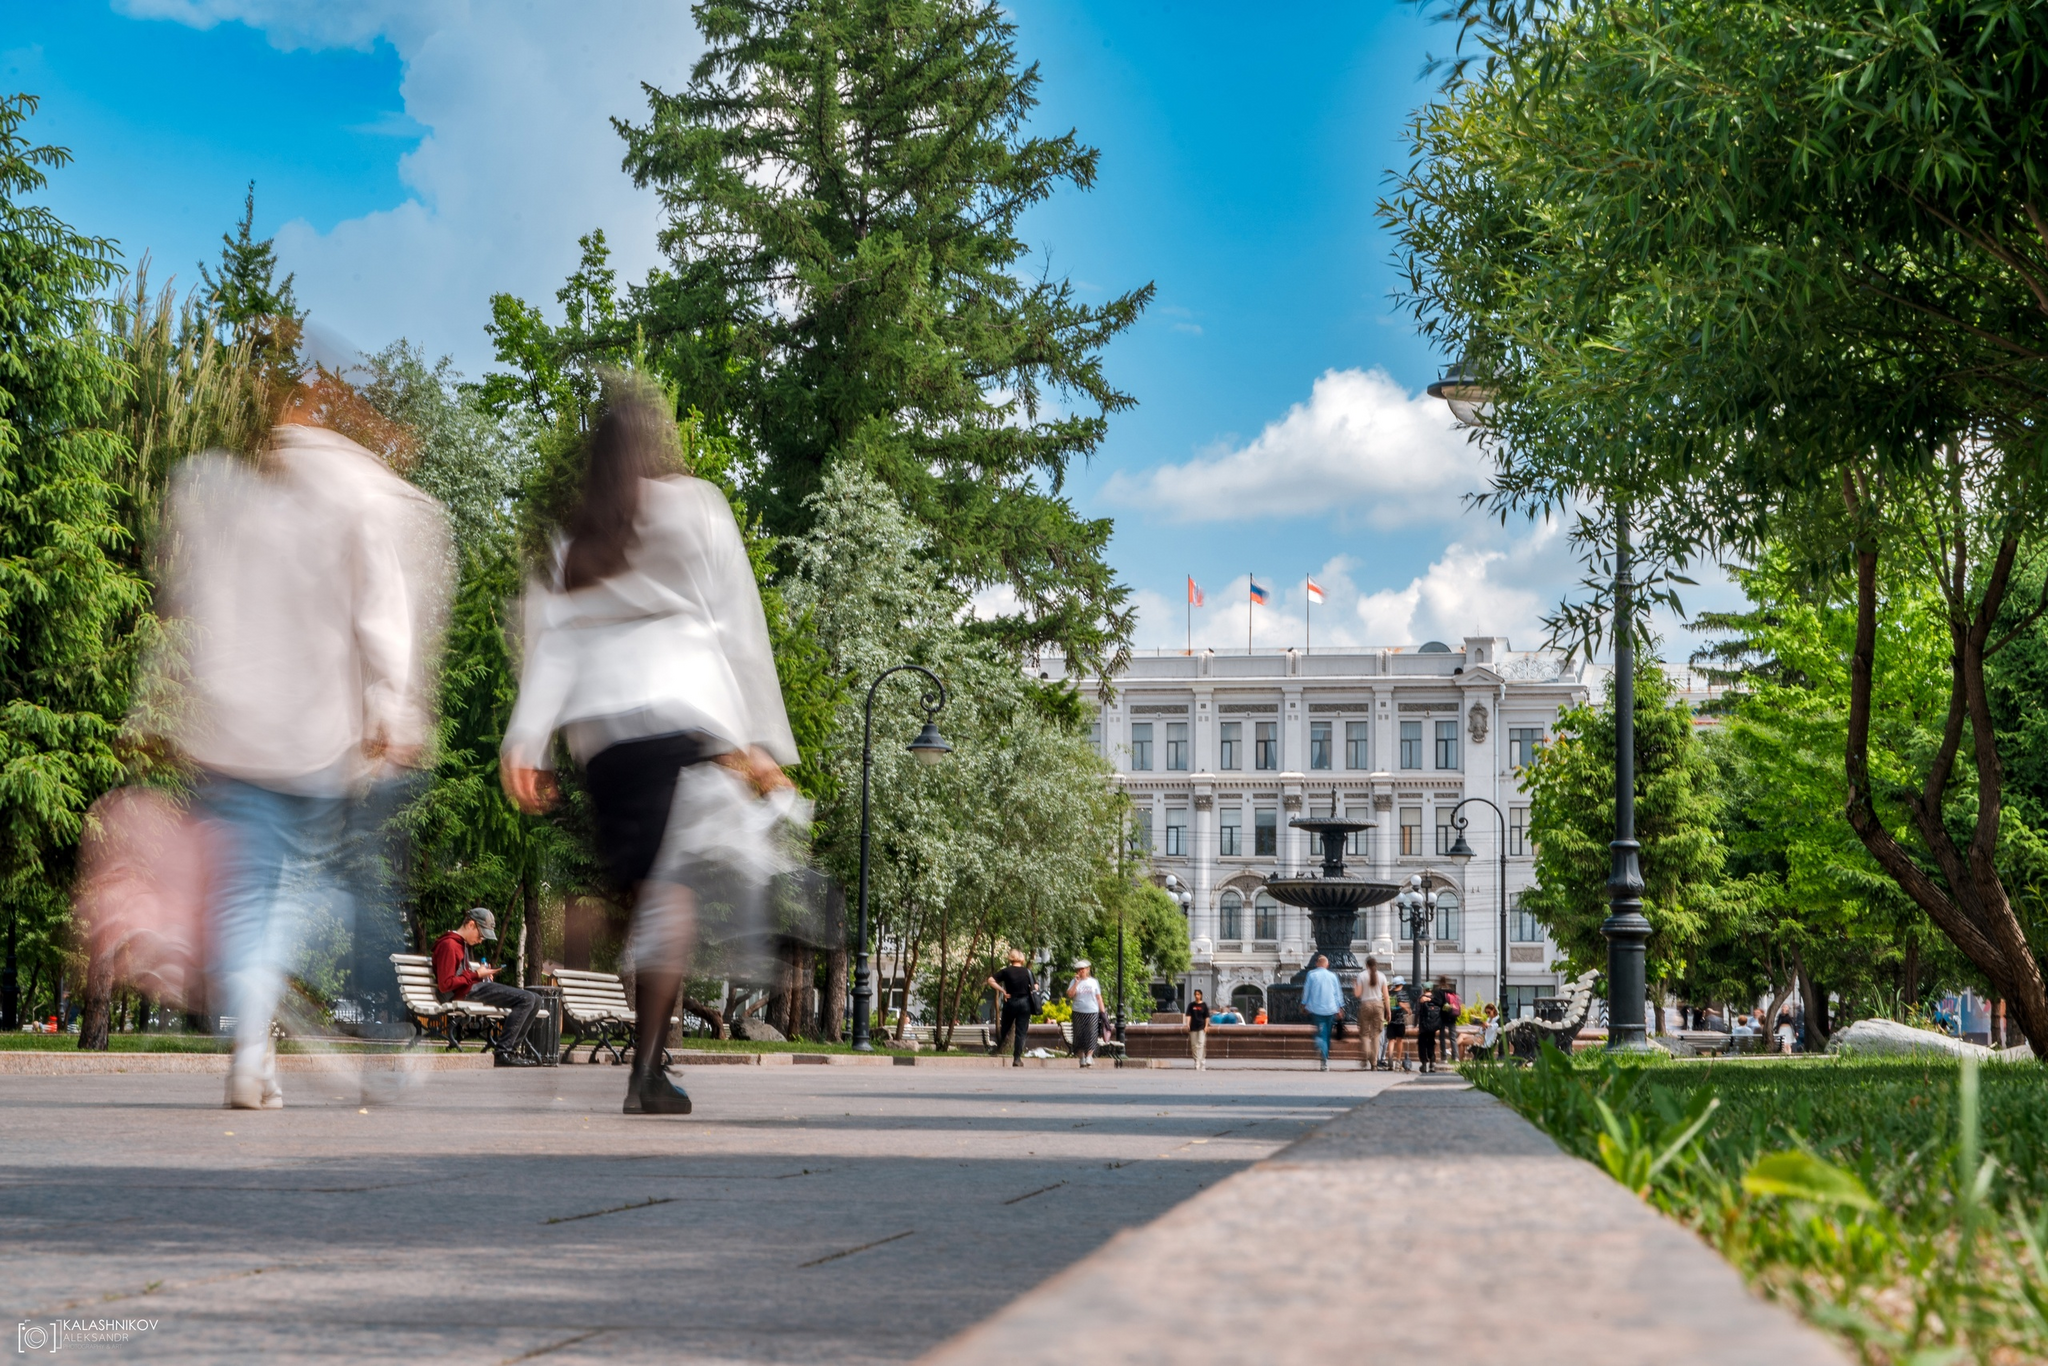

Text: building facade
xmin=1062 ymin=638 xmax=1595 ymax=1020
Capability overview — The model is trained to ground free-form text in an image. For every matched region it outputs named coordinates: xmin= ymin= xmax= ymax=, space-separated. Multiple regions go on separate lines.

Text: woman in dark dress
xmin=987 ymin=950 xmax=1038 ymax=1066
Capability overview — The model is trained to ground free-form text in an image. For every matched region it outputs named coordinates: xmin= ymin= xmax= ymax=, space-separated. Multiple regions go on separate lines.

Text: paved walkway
xmin=922 ymin=1073 xmax=1848 ymax=1365
xmin=0 ymin=1058 xmax=1382 ymax=1363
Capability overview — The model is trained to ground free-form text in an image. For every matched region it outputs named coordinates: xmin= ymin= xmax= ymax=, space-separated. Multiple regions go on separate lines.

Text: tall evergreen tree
xmin=198 ymin=182 xmax=299 ymax=361
xmin=0 ymin=95 xmax=149 ymax=1029
xmin=612 ymin=0 xmax=1151 ymax=677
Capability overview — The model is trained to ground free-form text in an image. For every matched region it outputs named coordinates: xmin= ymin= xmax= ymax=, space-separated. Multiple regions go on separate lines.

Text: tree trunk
xmin=1837 ymin=516 xmax=2048 ymax=1058
xmin=821 ymin=885 xmax=848 ymax=1043
xmin=1901 ymin=938 xmax=1920 ymax=1008
xmin=1764 ymin=971 xmax=1797 ymax=1045
xmin=1791 ymin=946 xmax=1831 ymax=1050
xmin=78 ymin=954 xmax=113 ymax=1051
xmin=681 ymin=995 xmax=726 ymax=1038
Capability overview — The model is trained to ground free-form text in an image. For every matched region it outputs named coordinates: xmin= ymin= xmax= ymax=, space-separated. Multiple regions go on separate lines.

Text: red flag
xmin=1187 ymin=576 xmax=1204 ymax=607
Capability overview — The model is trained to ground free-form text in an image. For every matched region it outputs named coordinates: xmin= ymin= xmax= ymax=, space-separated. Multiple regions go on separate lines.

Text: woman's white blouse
xmin=504 ymin=476 xmax=796 ymax=771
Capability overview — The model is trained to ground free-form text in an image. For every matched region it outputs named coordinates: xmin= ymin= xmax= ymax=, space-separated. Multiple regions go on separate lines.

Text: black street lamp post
xmin=1430 ymin=360 xmax=1651 ymax=1052
xmin=1445 ymin=797 xmax=1509 ymax=1014
xmin=1393 ymin=877 xmax=1437 ymax=1023
xmin=852 ymin=665 xmax=953 ymax=1053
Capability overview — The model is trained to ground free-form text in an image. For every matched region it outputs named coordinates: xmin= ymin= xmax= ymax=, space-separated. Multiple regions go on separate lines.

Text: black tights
xmin=1000 ymin=999 xmax=1034 ymax=1060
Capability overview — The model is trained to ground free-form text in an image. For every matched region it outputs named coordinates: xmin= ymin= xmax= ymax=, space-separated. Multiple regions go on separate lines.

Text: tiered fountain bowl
xmin=1262 ymin=817 xmax=1400 ymax=1024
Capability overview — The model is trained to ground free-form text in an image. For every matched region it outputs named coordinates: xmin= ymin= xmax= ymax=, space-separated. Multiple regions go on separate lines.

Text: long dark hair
xmin=561 ymin=394 xmax=674 ymax=591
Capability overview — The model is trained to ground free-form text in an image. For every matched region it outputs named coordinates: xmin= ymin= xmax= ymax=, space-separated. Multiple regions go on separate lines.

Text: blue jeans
xmin=1310 ymin=1011 xmax=1337 ymax=1062
xmin=196 ymin=774 xmax=349 ymax=1064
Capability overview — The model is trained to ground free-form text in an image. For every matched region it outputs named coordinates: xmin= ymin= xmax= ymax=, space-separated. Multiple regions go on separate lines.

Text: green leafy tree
xmin=1386 ymin=0 xmax=2048 ymax=1052
xmin=1522 ymin=664 xmax=1727 ymax=1025
xmin=0 ymin=95 xmax=149 ymax=1031
xmin=786 ymin=463 xmax=1125 ymax=1043
xmin=609 ymin=0 xmax=1151 ymax=677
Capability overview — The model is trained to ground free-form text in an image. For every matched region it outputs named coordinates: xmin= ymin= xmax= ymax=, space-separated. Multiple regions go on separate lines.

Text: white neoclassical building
xmin=1056 ymin=638 xmax=1596 ymax=1020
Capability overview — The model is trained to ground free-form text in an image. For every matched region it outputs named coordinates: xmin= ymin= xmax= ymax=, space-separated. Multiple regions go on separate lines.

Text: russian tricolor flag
xmin=1249 ymin=577 xmax=1270 ymax=605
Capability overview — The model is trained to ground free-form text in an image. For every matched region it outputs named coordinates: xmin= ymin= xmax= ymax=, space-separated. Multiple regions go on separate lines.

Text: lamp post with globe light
xmin=1428 ymin=358 xmax=1651 ymax=1050
xmin=1444 ymin=797 xmax=1510 ymax=1014
xmin=852 ymin=665 xmax=953 ymax=1052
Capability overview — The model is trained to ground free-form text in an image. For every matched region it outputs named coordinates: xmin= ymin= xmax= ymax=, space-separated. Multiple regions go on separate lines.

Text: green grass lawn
xmin=0 ymin=1032 xmax=227 ymax=1052
xmin=1467 ymin=1049 xmax=2048 ymax=1364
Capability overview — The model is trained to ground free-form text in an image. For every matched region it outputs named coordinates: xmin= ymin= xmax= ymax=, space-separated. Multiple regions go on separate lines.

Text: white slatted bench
xmin=391 ymin=953 xmax=550 ymax=1056
xmin=548 ymin=967 xmax=676 ymax=1066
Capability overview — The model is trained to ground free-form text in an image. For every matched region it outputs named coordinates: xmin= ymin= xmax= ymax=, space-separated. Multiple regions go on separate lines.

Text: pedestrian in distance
xmin=1354 ymin=958 xmax=1390 ymax=1070
xmin=1480 ymin=1001 xmax=1501 ymax=1060
xmin=1067 ymin=960 xmax=1105 ymax=1066
xmin=987 ymin=949 xmax=1038 ymax=1067
xmin=1301 ymin=953 xmax=1343 ymax=1072
xmin=501 ymin=387 xmax=799 ymax=1118
xmin=1187 ymin=989 xmax=1211 ymax=1070
xmin=1416 ymin=986 xmax=1444 ymax=1073
xmin=1387 ymin=977 xmax=1411 ymax=1070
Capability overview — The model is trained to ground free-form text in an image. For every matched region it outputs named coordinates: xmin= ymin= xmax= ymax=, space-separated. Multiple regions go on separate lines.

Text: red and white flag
xmin=1187 ymin=576 xmax=1204 ymax=607
xmin=1306 ymin=576 xmax=1325 ymax=604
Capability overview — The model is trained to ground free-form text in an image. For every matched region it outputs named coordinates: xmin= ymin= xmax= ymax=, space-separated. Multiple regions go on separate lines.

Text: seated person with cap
xmin=433 ymin=908 xmax=541 ymax=1067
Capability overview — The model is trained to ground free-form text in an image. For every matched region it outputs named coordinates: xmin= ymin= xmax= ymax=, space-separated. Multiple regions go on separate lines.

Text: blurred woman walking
xmin=501 ymin=389 xmax=796 ymax=1117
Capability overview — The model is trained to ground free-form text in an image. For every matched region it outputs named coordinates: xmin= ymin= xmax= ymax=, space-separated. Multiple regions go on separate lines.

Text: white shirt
xmin=504 ymin=476 xmax=795 ymax=770
xmin=153 ymin=428 xmax=450 ymax=794
xmin=1070 ymin=977 xmax=1104 ymax=1014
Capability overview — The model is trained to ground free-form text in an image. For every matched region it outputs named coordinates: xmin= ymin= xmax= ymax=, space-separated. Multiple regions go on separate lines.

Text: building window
xmin=1399 ymin=806 xmax=1422 ymax=857
xmin=1219 ymin=807 xmax=1242 ymax=857
xmin=1436 ymin=809 xmax=1455 ymax=856
xmin=1346 ymin=811 xmax=1367 ymax=856
xmin=1165 ymin=809 xmax=1187 ymax=856
xmin=1254 ymin=808 xmax=1277 ymax=857
xmin=1231 ymin=983 xmax=1264 ymax=1017
xmin=1509 ymin=727 xmax=1545 ymax=769
xmin=1255 ymin=721 xmax=1278 ymax=770
xmin=1512 ymin=898 xmax=1544 ymax=942
xmin=1434 ymin=891 xmax=1460 ymax=943
xmin=1253 ymin=891 xmax=1279 ymax=941
xmin=1219 ymin=721 xmax=1241 ymax=770
xmin=1400 ymin=721 xmax=1422 ymax=769
xmin=1435 ymin=719 xmax=1459 ymax=770
xmin=1346 ymin=721 xmax=1369 ymax=770
xmin=1309 ymin=721 xmax=1332 ymax=770
xmin=1505 ymin=984 xmax=1545 ymax=1020
xmin=1130 ymin=723 xmax=1153 ymax=771
xmin=1165 ymin=722 xmax=1189 ymax=771
xmin=1129 ymin=809 xmax=1152 ymax=853
xmin=1510 ymin=806 xmax=1528 ymax=856
xmin=1090 ymin=718 xmax=1103 ymax=755
xmin=1218 ymin=891 xmax=1243 ymax=940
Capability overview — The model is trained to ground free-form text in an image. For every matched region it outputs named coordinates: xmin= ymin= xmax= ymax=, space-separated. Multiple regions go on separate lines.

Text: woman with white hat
xmin=1066 ymin=960 xmax=1105 ymax=1067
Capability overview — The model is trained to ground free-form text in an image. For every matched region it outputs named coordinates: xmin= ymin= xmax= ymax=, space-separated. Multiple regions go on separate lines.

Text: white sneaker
xmin=225 ymin=1071 xmax=263 ymax=1110
xmin=260 ymin=1076 xmax=284 ymax=1109
xmin=1319 ymin=1059 xmax=1329 ymax=1072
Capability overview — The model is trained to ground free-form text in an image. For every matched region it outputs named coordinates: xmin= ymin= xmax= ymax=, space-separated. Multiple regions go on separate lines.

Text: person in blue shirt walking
xmin=1300 ymin=954 xmax=1344 ymax=1072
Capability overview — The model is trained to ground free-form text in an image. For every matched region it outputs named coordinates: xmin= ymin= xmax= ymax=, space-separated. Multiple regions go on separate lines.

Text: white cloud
xmin=1104 ymin=367 xmax=1484 ymax=527
xmin=115 ymin=0 xmax=704 ymax=375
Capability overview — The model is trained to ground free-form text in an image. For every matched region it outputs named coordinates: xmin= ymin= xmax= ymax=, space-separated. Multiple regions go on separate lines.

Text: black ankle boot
xmin=629 ymin=1065 xmax=692 ymax=1115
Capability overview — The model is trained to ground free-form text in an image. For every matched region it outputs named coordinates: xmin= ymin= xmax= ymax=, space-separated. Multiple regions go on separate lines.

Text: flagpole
xmin=1247 ymin=572 xmax=1253 ymax=652
xmin=1187 ymin=580 xmax=1192 ymax=656
xmin=1305 ymin=573 xmax=1311 ymax=655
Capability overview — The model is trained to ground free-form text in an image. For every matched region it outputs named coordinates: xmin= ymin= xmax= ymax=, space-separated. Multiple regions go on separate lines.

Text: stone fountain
xmin=1262 ymin=817 xmax=1400 ymax=1024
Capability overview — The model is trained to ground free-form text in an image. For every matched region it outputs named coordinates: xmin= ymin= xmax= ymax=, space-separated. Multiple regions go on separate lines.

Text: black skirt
xmin=581 ymin=731 xmax=722 ymax=891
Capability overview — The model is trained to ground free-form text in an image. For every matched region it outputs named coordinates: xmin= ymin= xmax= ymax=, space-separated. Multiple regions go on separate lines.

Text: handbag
xmin=1028 ymin=981 xmax=1046 ymax=1013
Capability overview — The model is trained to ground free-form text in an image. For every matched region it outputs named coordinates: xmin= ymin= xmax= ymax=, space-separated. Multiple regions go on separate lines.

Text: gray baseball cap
xmin=464 ymin=907 xmax=498 ymax=941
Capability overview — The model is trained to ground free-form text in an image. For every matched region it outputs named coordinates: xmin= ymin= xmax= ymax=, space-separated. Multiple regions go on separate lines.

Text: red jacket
xmin=432 ymin=930 xmax=483 ymax=999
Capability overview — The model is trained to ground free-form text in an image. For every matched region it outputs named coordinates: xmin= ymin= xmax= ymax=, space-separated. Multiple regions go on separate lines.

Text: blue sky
xmin=2 ymin=1 xmax=1734 ymax=656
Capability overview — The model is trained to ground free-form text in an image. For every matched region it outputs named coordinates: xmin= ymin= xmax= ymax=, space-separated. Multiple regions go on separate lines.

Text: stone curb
xmin=0 ymin=1050 xmax=494 ymax=1075
xmin=918 ymin=1077 xmax=1849 ymax=1365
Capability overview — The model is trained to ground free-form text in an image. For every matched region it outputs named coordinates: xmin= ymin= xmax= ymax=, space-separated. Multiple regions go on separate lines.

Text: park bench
xmin=391 ymin=953 xmax=552 ymax=1057
xmin=1502 ymin=968 xmax=1601 ymax=1061
xmin=546 ymin=967 xmax=675 ymax=1067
